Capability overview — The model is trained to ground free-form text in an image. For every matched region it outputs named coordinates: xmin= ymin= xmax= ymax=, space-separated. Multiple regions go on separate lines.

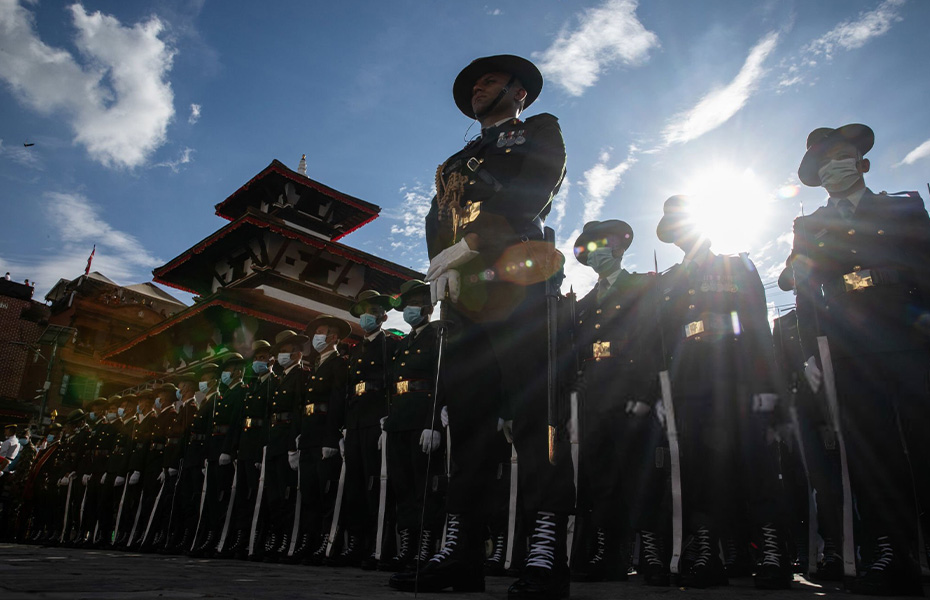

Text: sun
xmin=680 ymin=164 xmax=772 ymax=255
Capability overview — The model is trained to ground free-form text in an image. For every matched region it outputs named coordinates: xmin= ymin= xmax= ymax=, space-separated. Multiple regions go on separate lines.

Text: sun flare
xmin=680 ymin=164 xmax=772 ymax=255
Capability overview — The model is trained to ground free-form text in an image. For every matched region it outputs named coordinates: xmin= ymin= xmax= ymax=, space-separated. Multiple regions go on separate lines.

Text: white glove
xmin=114 ymin=475 xmax=125 ymax=487
xmin=625 ymin=401 xmax=651 ymax=417
xmin=81 ymin=474 xmax=91 ymax=485
xmin=430 ymin=269 xmax=461 ymax=305
xmin=218 ymin=453 xmax=232 ymax=466
xmin=129 ymin=471 xmax=141 ymax=486
xmin=287 ymin=450 xmax=300 ymax=471
xmin=654 ymin=400 xmax=668 ymax=429
xmin=377 ymin=431 xmax=385 ymax=451
xmin=425 ymin=238 xmax=478 ymax=281
xmin=339 ymin=437 xmax=345 ymax=458
xmin=57 ymin=476 xmax=69 ymax=487
xmin=440 ymin=405 xmax=449 ymax=428
xmin=752 ymin=393 xmax=779 ymax=413
xmin=157 ymin=470 xmax=165 ymax=482
xmin=254 ymin=462 xmax=262 ymax=470
xmin=379 ymin=416 xmax=388 ymax=431
xmin=497 ymin=418 xmax=513 ymax=444
xmin=168 ymin=468 xmax=178 ymax=477
xmin=804 ymin=355 xmax=822 ymax=393
xmin=322 ymin=447 xmax=338 ymax=459
xmin=100 ymin=473 xmax=108 ymax=485
xmin=419 ymin=429 xmax=441 ymax=454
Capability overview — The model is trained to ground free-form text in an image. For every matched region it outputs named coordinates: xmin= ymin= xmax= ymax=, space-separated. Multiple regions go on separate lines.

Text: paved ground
xmin=0 ymin=543 xmax=922 ymax=599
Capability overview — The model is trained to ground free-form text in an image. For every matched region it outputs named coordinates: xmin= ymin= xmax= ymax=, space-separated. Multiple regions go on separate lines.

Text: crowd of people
xmin=1 ymin=54 xmax=928 ymax=600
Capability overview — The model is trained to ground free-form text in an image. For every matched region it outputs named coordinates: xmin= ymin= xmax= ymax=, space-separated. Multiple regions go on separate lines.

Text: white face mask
xmin=277 ymin=352 xmax=293 ymax=368
xmin=587 ymin=247 xmax=621 ymax=276
xmin=311 ymin=334 xmax=329 ymax=353
xmin=818 ymin=158 xmax=861 ymax=194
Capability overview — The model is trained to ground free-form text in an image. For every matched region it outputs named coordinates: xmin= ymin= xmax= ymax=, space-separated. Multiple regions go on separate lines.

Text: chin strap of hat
xmin=473 ymin=74 xmax=516 ymax=120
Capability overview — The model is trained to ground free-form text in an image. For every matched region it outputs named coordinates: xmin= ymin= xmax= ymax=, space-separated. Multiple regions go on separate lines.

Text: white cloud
xmin=385 ymin=182 xmax=433 ymax=271
xmin=153 ymin=147 xmax=194 ymax=172
xmin=581 ymin=147 xmax=638 ymax=223
xmin=662 ymin=32 xmax=779 ymax=146
xmin=535 ymin=0 xmax=659 ymax=96
xmin=0 ymin=1 xmax=176 ymax=169
xmin=189 ymin=103 xmax=201 ymax=124
xmin=485 ymin=7 xmax=502 ymax=16
xmin=895 ymin=138 xmax=930 ymax=167
xmin=806 ymin=0 xmax=905 ymax=59
xmin=0 ymin=192 xmax=162 ymax=294
xmin=549 ymin=178 xmax=570 ymax=229
xmin=0 ymin=138 xmax=42 ymax=169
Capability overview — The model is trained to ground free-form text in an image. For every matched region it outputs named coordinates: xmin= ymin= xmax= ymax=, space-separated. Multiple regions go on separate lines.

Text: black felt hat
xmin=303 ymin=316 xmax=350 ymax=341
xmin=798 ymin=124 xmax=874 ymax=187
xmin=573 ymin=220 xmax=634 ymax=265
xmin=349 ymin=290 xmax=394 ymax=318
xmin=393 ymin=280 xmax=430 ymax=310
xmin=656 ymin=195 xmax=694 ymax=244
xmin=453 ymin=55 xmax=543 ymax=118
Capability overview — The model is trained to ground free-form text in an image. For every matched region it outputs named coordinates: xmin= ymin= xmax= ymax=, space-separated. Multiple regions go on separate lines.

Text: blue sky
xmin=2 ymin=0 xmax=929 ymax=328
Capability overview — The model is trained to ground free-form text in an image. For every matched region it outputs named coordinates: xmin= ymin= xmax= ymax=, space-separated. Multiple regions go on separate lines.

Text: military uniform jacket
xmin=128 ymin=412 xmax=155 ymax=473
xmin=161 ymin=403 xmax=188 ymax=470
xmin=89 ymin=419 xmax=119 ymax=476
xmin=68 ymin=425 xmax=91 ymax=475
xmin=425 ymin=114 xmax=566 ymax=321
xmin=105 ymin=418 xmax=136 ymax=475
xmin=224 ymin=374 xmax=273 ymax=463
xmin=268 ymin=364 xmax=305 ymax=458
xmin=343 ymin=332 xmax=398 ymax=430
xmin=788 ymin=189 xmax=930 ymax=360
xmin=386 ymin=322 xmax=441 ymax=432
xmin=576 ymin=270 xmax=662 ymax=410
xmin=660 ymin=253 xmax=779 ymax=396
xmin=184 ymin=394 xmax=214 ymax=466
xmin=296 ymin=352 xmax=346 ymax=449
xmin=207 ymin=385 xmax=243 ymax=461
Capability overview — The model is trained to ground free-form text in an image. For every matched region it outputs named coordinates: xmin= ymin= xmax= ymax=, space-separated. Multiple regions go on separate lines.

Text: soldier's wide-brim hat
xmin=154 ymin=384 xmax=174 ymax=395
xmin=656 ymin=195 xmax=695 ymax=244
xmin=573 ymin=220 xmax=634 ymax=265
xmin=798 ymin=123 xmax=874 ymax=187
xmin=304 ymin=315 xmax=351 ymax=341
xmin=219 ymin=352 xmax=245 ymax=369
xmin=197 ymin=362 xmax=221 ymax=378
xmin=350 ymin=290 xmax=394 ymax=318
xmin=250 ymin=340 xmax=271 ymax=357
xmin=66 ymin=409 xmax=86 ymax=424
xmin=111 ymin=394 xmax=131 ymax=408
xmin=85 ymin=397 xmax=108 ymax=411
xmin=272 ymin=329 xmax=309 ymax=351
xmin=393 ymin=280 xmax=430 ymax=310
xmin=453 ymin=55 xmax=543 ymax=118
xmin=778 ymin=264 xmax=795 ymax=292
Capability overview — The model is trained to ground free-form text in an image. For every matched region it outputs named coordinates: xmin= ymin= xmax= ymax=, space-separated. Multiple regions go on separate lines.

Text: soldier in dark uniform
xmin=187 ymin=362 xmax=221 ymax=555
xmin=63 ymin=399 xmax=97 ymax=545
xmin=657 ymin=195 xmax=790 ymax=589
xmin=72 ymin=398 xmax=113 ymax=547
xmin=118 ymin=388 xmax=156 ymax=549
xmin=381 ymin=280 xmax=445 ymax=571
xmin=337 ymin=291 xmax=399 ymax=568
xmin=23 ymin=422 xmax=62 ymax=542
xmin=156 ymin=375 xmax=196 ymax=553
xmin=221 ymin=340 xmax=273 ymax=561
xmin=287 ymin=316 xmax=349 ymax=564
xmin=391 ymin=55 xmax=574 ymax=599
xmin=263 ymin=330 xmax=308 ymax=561
xmin=96 ymin=393 xmax=135 ymax=546
xmin=52 ymin=410 xmax=86 ymax=545
xmin=786 ymin=124 xmax=930 ymax=596
xmin=569 ymin=220 xmax=668 ymax=584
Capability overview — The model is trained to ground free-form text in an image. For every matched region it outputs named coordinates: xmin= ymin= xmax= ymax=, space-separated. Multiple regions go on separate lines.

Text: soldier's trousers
xmin=387 ymin=429 xmax=445 ymax=533
xmin=442 ymin=290 xmax=575 ymax=520
xmin=793 ymin=394 xmax=842 ymax=545
xmin=182 ymin=461 xmax=206 ymax=535
xmin=343 ymin=425 xmax=382 ymax=540
xmin=233 ymin=457 xmax=262 ymax=533
xmin=296 ymin=449 xmax=340 ymax=538
xmin=675 ymin=386 xmax=786 ymax=533
xmin=97 ymin=476 xmax=119 ymax=540
xmin=264 ymin=453 xmax=297 ymax=535
xmin=835 ymin=350 xmax=930 ymax=549
xmin=579 ymin=405 xmax=668 ymax=533
xmin=201 ymin=460 xmax=235 ymax=534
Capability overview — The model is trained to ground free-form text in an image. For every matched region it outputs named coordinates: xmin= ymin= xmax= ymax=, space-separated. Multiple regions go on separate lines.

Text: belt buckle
xmin=244 ymin=417 xmax=252 ymax=428
xmin=355 ymin=382 xmax=367 ymax=396
xmin=396 ymin=380 xmax=410 ymax=395
xmin=592 ymin=341 xmax=611 ymax=359
xmin=456 ymin=201 xmax=482 ymax=231
xmin=466 ymin=157 xmax=481 ymax=172
xmin=843 ymin=269 xmax=874 ymax=291
xmin=305 ymin=404 xmax=315 ymax=416
xmin=684 ymin=320 xmax=705 ymax=338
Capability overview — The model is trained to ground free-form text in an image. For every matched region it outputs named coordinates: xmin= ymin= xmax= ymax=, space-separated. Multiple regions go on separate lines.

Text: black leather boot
xmin=307 ymin=533 xmax=330 ymax=566
xmin=379 ymin=528 xmax=413 ymax=571
xmin=571 ymin=527 xmax=627 ymax=582
xmin=753 ymin=524 xmax=792 ymax=590
xmin=848 ymin=536 xmax=924 ymax=596
xmin=639 ymin=530 xmax=670 ymax=586
xmin=389 ymin=514 xmax=485 ymax=592
xmin=508 ymin=512 xmax=570 ymax=600
xmin=678 ymin=527 xmax=728 ymax=588
xmin=326 ymin=533 xmax=363 ymax=567
xmin=813 ymin=537 xmax=844 ymax=581
xmin=485 ymin=532 xmax=507 ymax=576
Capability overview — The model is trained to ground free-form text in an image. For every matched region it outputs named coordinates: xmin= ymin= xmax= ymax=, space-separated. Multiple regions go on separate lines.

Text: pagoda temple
xmin=103 ymin=158 xmax=422 ymax=374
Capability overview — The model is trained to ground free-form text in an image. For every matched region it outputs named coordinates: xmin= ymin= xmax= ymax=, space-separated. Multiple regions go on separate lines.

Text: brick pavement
xmin=0 ymin=543 xmax=918 ymax=600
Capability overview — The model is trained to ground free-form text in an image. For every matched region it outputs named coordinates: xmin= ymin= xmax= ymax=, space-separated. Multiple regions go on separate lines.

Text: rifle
xmin=544 ymin=226 xmax=562 ymax=465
